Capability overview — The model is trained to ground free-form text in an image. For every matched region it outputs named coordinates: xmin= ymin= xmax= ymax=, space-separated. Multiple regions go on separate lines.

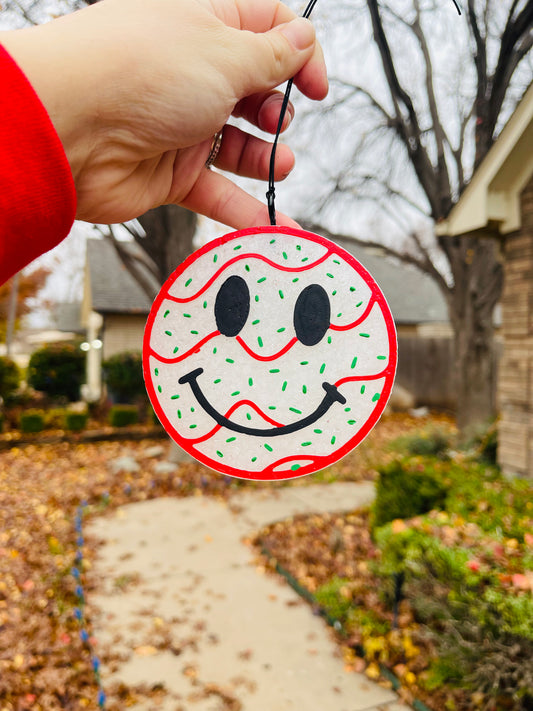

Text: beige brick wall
xmin=499 ymin=174 xmax=533 ymax=476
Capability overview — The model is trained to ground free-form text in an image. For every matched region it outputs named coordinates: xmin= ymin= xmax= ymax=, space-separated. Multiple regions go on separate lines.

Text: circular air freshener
xmin=143 ymin=226 xmax=397 ymax=480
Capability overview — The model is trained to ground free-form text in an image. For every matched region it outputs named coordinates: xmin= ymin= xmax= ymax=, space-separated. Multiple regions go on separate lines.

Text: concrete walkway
xmin=89 ymin=483 xmax=410 ymax=711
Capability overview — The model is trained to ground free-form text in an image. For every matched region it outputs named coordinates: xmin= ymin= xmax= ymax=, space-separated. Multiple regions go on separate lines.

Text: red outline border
xmin=143 ymin=226 xmax=398 ymax=481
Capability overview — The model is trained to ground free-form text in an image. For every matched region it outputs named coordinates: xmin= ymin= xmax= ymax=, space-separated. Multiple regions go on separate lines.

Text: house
xmin=82 ymin=235 xmax=451 ymax=408
xmin=437 ymin=82 xmax=533 ymax=477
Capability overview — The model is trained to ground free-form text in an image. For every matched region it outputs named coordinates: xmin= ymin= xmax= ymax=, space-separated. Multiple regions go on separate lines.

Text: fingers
xmin=180 ymin=168 xmax=300 ymax=230
xmin=214 ymin=124 xmax=294 ymax=179
xmin=226 ymin=16 xmax=328 ymax=101
xmin=233 ymin=91 xmax=294 ymax=133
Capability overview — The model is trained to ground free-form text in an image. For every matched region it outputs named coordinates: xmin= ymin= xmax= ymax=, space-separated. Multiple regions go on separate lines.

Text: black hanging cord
xmin=266 ymin=0 xmax=460 ymax=225
xmin=266 ymin=0 xmax=319 ymax=225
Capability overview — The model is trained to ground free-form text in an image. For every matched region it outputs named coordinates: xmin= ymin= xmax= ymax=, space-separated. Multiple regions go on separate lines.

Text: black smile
xmin=178 ymin=368 xmax=346 ymax=437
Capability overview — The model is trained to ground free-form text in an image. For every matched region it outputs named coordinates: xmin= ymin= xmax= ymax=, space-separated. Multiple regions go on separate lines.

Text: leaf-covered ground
xmin=0 ymin=413 xmax=447 ymax=710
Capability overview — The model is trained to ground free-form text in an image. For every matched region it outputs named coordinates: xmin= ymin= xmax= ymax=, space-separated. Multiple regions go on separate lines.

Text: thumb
xmin=232 ymin=17 xmax=317 ymax=95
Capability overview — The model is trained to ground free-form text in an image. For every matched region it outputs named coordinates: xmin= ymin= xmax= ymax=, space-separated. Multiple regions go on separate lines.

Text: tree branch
xmin=105 ymin=226 xmax=159 ymax=301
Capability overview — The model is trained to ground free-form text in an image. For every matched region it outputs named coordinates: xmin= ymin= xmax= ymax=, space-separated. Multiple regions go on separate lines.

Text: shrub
xmin=103 ymin=351 xmax=145 ymax=403
xmin=20 ymin=409 xmax=45 ymax=433
xmin=27 ymin=344 xmax=85 ymax=401
xmin=44 ymin=407 xmax=67 ymax=429
xmin=109 ymin=404 xmax=138 ymax=427
xmin=390 ymin=426 xmax=452 ymax=458
xmin=371 ymin=459 xmax=448 ymax=530
xmin=0 ymin=356 xmax=20 ymax=404
xmin=64 ymin=411 xmax=88 ymax=432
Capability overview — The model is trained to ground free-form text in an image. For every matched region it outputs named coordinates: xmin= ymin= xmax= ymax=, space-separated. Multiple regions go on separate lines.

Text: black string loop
xmin=266 ymin=0 xmax=460 ymax=225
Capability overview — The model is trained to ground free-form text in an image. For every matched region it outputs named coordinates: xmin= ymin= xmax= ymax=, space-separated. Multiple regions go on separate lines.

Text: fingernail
xmin=279 ymin=17 xmax=315 ymax=51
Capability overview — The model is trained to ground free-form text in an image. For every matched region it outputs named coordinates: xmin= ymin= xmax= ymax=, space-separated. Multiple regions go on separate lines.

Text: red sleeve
xmin=0 ymin=45 xmax=77 ymax=285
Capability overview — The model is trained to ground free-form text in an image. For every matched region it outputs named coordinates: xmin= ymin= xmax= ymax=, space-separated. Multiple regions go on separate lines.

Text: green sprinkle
xmin=246 ymin=412 xmax=252 ymax=421
xmin=216 ymin=450 xmax=224 ymax=458
xmin=251 ymin=457 xmax=257 ymax=462
xmin=203 ymin=301 xmax=207 ymax=309
xmin=163 ymin=310 xmax=170 ymax=318
xmin=356 ymin=301 xmax=363 ymax=307
xmin=268 ymin=406 xmax=277 ymax=410
xmin=165 ymin=330 xmax=172 ymax=336
xmin=282 ymin=381 xmax=287 ymax=392
xmin=231 ymin=391 xmax=240 ymax=397
xmin=328 ymin=336 xmax=332 ymax=344
xmin=258 ymin=336 xmax=264 ymax=348
xmin=359 ymin=333 xmax=370 ymax=338
xmin=361 ymin=385 xmax=366 ymax=394
xmin=326 ymin=273 xmax=334 ymax=279
xmin=226 ymin=437 xmax=236 ymax=443
xmin=333 ymin=259 xmax=341 ymax=265
xmin=173 ymin=346 xmax=179 ymax=354
xmin=301 ymin=441 xmax=312 ymax=447
xmin=155 ymin=368 xmax=159 ymax=376
xmin=177 ymin=410 xmax=182 ymax=419
xmin=301 ymin=257 xmax=309 ymax=262
xmin=185 ymin=278 xmax=192 ymax=287
xmin=320 ymin=363 xmax=326 ymax=374
xmin=264 ymin=443 xmax=273 ymax=452
xmin=257 ymin=277 xmax=267 ymax=283
xmin=157 ymin=385 xmax=162 ymax=393
xmin=279 ymin=290 xmax=284 ymax=299
xmin=190 ymin=407 xmax=195 ymax=412
xmin=282 ymin=251 xmax=288 ymax=260
xmin=214 ymin=379 xmax=221 ymax=384
xmin=291 ymin=464 xmax=300 ymax=471
xmin=337 ymin=312 xmax=343 ymax=318
xmin=314 ymin=429 xmax=322 ymax=434
xmin=292 ymin=277 xmax=299 ymax=283
xmin=226 ymin=358 xmax=234 ymax=364
xmin=189 ymin=424 xmax=197 ymax=429
xmin=191 ymin=330 xmax=199 ymax=335
xmin=302 ymin=385 xmax=307 ymax=394
xmin=331 ymin=435 xmax=336 ymax=445
xmin=344 ymin=407 xmax=351 ymax=412
xmin=233 ymin=244 xmax=242 ymax=250
xmin=252 ymin=319 xmax=260 ymax=325
xmin=377 ymin=355 xmax=387 ymax=360
xmin=348 ymin=419 xmax=356 ymax=425
xmin=269 ymin=239 xmax=276 ymax=244
xmin=213 ymin=254 xmax=218 ymax=263
xmin=290 ymin=407 xmax=302 ymax=414
xmin=300 ymin=361 xmax=309 ymax=365
xmin=351 ymin=356 xmax=358 ymax=369
xmin=255 ymin=295 xmax=259 ymax=302
xmin=171 ymin=394 xmax=180 ymax=400
xmin=277 ymin=327 xmax=286 ymax=333
xmin=213 ymin=347 xmax=217 ymax=354
xmin=350 ymin=287 xmax=356 ymax=292
xmin=248 ymin=377 xmax=253 ymax=386
xmin=269 ymin=369 xmax=280 ymax=373
xmin=245 ymin=264 xmax=250 ymax=272
xmin=332 ymin=290 xmax=337 ymax=296
xmin=372 ymin=393 xmax=381 ymax=402
xmin=183 ymin=313 xmax=191 ymax=318
xmin=296 ymin=245 xmax=302 ymax=251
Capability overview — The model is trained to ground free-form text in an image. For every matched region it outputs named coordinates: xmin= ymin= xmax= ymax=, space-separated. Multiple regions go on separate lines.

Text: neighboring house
xmin=437 ymin=82 xmax=533 ymax=477
xmin=82 ymin=238 xmax=159 ymax=400
xmin=83 ymin=235 xmax=451 ymax=407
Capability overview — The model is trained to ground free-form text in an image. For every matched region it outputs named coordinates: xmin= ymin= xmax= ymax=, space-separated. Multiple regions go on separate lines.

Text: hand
xmin=2 ymin=0 xmax=327 ymax=228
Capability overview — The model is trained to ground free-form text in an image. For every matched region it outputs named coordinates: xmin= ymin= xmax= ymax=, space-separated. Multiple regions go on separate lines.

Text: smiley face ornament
xmin=143 ymin=226 xmax=397 ymax=480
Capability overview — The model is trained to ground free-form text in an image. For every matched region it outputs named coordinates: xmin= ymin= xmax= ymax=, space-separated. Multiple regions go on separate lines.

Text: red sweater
xmin=0 ymin=45 xmax=77 ymax=285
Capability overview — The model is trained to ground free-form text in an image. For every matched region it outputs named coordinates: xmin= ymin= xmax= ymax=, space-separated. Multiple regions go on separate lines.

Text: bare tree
xmin=302 ymin=0 xmax=532 ymax=430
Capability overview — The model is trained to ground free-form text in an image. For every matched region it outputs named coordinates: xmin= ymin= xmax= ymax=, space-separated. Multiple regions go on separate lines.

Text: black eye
xmin=215 ymin=275 xmax=250 ymax=337
xmin=293 ymin=284 xmax=330 ymax=346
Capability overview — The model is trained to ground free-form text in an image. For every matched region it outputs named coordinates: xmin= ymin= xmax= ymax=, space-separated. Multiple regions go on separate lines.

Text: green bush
xmin=64 ymin=411 xmax=88 ymax=432
xmin=109 ymin=404 xmax=138 ymax=427
xmin=43 ymin=407 xmax=67 ymax=429
xmin=0 ymin=356 xmax=20 ymax=404
xmin=103 ymin=351 xmax=145 ymax=403
xmin=371 ymin=459 xmax=448 ymax=530
xmin=20 ymin=409 xmax=45 ymax=433
xmin=390 ymin=427 xmax=452 ymax=458
xmin=27 ymin=344 xmax=85 ymax=401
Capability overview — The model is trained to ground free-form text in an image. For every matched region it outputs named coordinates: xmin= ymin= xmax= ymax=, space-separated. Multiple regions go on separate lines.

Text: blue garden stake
xmin=73 ymin=501 xmax=107 ymax=709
